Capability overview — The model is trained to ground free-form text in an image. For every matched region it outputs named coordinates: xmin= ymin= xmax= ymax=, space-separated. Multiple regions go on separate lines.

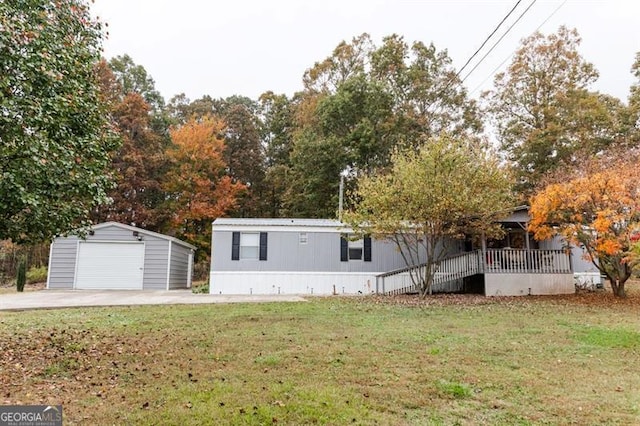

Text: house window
xmin=349 ymin=239 xmax=363 ymax=260
xmin=341 ymin=235 xmax=372 ymax=262
xmin=232 ymin=232 xmax=268 ymax=261
xmin=240 ymin=232 xmax=260 ymax=259
xmin=299 ymin=232 xmax=308 ymax=244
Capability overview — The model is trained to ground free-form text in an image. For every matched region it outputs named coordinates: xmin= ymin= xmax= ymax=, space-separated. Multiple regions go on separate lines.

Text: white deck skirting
xmin=485 ymin=273 xmax=574 ymax=296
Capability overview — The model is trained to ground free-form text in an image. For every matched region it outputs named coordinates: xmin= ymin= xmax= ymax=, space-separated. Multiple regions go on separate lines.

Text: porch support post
xmin=517 ymin=221 xmax=531 ymax=250
xmin=481 ymin=232 xmax=487 ymax=272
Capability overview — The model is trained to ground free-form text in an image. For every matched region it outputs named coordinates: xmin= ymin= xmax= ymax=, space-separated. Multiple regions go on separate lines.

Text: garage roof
xmin=91 ymin=222 xmax=196 ymax=250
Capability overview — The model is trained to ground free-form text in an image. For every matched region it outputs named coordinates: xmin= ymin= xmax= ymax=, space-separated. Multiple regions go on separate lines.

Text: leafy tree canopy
xmin=284 ymin=33 xmax=481 ymax=217
xmin=0 ymin=0 xmax=118 ymax=243
xmin=485 ymin=26 xmax=617 ymax=194
xmin=164 ymin=116 xmax=245 ymax=252
xmin=529 ymin=151 xmax=640 ymax=297
xmin=165 ymin=94 xmax=266 ymax=217
xmin=626 ymin=52 xmax=640 ymax=146
xmin=108 ymin=54 xmax=165 ymax=113
xmin=345 ymin=134 xmax=514 ymax=297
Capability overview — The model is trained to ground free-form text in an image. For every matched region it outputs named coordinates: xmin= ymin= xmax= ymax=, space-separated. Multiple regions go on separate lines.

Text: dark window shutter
xmin=259 ymin=232 xmax=268 ymax=261
xmin=340 ymin=236 xmax=348 ymax=262
xmin=231 ymin=232 xmax=240 ymax=261
xmin=364 ymin=236 xmax=372 ymax=262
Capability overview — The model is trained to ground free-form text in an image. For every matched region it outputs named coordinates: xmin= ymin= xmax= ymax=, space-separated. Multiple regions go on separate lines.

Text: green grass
xmin=435 ymin=380 xmax=473 ymax=399
xmin=1 ymin=294 xmax=640 ymax=425
xmin=573 ymin=326 xmax=640 ymax=349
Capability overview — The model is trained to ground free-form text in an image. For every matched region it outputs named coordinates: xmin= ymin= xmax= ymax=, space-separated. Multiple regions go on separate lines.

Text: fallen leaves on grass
xmin=0 ymin=327 xmax=161 ymax=408
xmin=355 ymin=287 xmax=640 ymax=310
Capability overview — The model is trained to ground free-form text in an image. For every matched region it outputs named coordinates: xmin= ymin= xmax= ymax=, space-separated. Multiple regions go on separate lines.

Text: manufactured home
xmin=210 ymin=218 xmax=434 ymax=295
xmin=47 ymin=222 xmax=195 ymax=290
xmin=210 ymin=209 xmax=600 ymax=296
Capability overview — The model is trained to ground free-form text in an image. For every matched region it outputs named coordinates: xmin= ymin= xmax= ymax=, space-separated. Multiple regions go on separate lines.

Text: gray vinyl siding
xmin=47 ymin=223 xmax=194 ymax=290
xmin=142 ymin=238 xmax=169 ymax=290
xmin=539 ymin=235 xmax=596 ymax=273
xmin=570 ymin=245 xmax=599 ymax=273
xmin=47 ymin=236 xmax=80 ymax=289
xmin=168 ymin=242 xmax=191 ymax=289
xmin=212 ymin=230 xmax=409 ymax=273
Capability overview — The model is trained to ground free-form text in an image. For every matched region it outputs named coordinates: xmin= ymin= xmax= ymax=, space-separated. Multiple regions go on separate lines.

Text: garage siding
xmin=48 ymin=236 xmax=80 ymax=289
xmin=168 ymin=243 xmax=192 ymax=289
xmin=142 ymin=239 xmax=169 ymax=290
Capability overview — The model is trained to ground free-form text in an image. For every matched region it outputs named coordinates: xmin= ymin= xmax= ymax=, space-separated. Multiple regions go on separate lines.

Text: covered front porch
xmin=375 ymin=207 xmax=575 ymax=296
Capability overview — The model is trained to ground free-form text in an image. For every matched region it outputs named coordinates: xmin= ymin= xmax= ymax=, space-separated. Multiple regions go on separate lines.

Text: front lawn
xmin=1 ymin=292 xmax=639 ymax=425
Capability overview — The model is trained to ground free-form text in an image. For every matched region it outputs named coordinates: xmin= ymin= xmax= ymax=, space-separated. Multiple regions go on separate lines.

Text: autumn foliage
xmin=165 ymin=117 xmax=245 ymax=251
xmin=529 ymin=154 xmax=640 ymax=297
xmin=345 ymin=134 xmax=514 ymax=298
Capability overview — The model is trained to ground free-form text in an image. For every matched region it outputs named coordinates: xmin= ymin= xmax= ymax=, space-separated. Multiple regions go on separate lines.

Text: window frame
xmin=348 ymin=238 xmax=363 ymax=260
xmin=231 ymin=231 xmax=268 ymax=261
xmin=240 ymin=232 xmax=260 ymax=260
xmin=341 ymin=235 xmax=372 ymax=262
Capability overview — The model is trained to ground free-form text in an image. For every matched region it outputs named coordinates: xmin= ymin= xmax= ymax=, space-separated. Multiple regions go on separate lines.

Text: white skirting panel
xmin=210 ymin=271 xmax=378 ymax=295
xmin=485 ymin=273 xmax=574 ymax=296
xmin=574 ymin=272 xmax=603 ymax=289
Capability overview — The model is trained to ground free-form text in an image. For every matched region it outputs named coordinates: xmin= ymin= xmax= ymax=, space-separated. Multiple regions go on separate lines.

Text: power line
xmin=469 ymin=0 xmax=568 ymax=96
xmin=455 ymin=0 xmax=523 ymax=79
xmin=460 ymin=0 xmax=538 ymax=84
xmin=425 ymin=0 xmax=531 ymax=116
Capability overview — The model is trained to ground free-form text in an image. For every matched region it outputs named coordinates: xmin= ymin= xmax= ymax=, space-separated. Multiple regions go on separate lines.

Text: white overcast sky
xmin=91 ymin=0 xmax=640 ymax=103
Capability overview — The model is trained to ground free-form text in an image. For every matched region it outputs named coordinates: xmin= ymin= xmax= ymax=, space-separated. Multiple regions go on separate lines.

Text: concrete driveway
xmin=0 ymin=290 xmax=306 ymax=311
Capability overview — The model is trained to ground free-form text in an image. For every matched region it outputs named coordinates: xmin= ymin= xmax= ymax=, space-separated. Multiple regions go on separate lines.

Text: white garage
xmin=47 ymin=222 xmax=196 ymax=291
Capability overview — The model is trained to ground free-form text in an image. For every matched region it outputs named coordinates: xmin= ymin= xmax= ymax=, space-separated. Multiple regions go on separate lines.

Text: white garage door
xmin=75 ymin=242 xmax=145 ymax=290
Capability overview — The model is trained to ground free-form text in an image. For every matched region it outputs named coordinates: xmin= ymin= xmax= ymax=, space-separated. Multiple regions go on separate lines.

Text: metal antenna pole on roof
xmin=338 ymin=173 xmax=344 ymax=223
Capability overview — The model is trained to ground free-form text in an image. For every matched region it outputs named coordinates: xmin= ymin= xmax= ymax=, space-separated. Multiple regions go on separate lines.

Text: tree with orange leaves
xmin=165 ymin=117 xmax=245 ymax=252
xmin=529 ymin=153 xmax=640 ymax=297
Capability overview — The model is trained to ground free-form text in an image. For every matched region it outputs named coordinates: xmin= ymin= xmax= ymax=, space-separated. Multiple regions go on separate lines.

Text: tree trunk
xmin=611 ymin=279 xmax=626 ymax=298
xmin=420 ymin=263 xmax=434 ymax=299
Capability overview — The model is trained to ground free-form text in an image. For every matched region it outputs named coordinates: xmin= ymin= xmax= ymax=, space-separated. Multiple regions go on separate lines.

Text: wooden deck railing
xmin=377 ymin=249 xmax=572 ymax=295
